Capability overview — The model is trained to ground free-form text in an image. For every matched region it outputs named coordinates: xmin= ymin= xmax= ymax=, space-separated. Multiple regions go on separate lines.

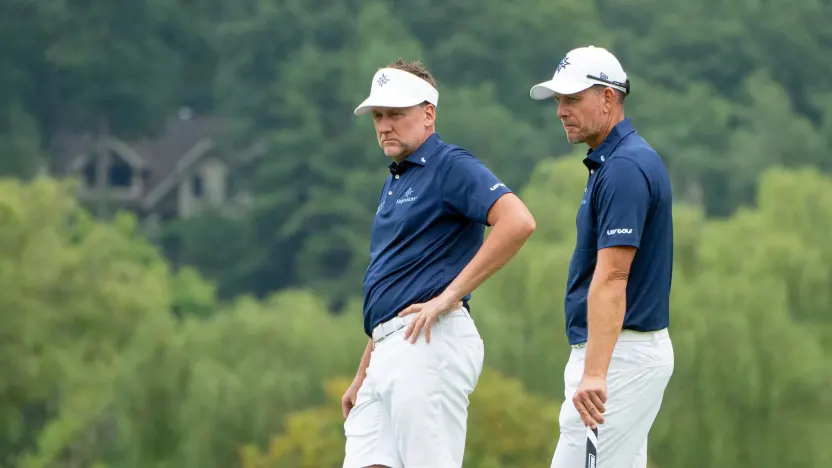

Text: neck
xmin=587 ymin=113 xmax=625 ymax=149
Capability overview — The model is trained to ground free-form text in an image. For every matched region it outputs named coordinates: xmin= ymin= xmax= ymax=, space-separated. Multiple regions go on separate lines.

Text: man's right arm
xmin=342 ymin=338 xmax=374 ymax=419
xmin=354 ymin=338 xmax=373 ymax=384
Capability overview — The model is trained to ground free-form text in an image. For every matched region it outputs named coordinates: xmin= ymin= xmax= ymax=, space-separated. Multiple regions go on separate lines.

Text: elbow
xmin=589 ymin=272 xmax=628 ymax=302
xmin=517 ymin=211 xmax=536 ymax=240
xmin=489 ymin=198 xmax=536 ymax=240
xmin=606 ymin=269 xmax=629 ymax=283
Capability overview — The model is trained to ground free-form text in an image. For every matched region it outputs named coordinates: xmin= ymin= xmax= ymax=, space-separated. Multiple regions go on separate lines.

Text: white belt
xmin=372 ymin=307 xmax=470 ymax=344
xmin=571 ymin=327 xmax=669 ymax=349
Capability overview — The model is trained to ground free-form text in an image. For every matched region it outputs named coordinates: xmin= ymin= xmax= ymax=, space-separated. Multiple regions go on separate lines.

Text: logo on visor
xmin=376 ymin=74 xmax=389 ymax=87
xmin=556 ymin=57 xmax=570 ymax=73
xmin=600 ymin=72 xmax=608 ymax=80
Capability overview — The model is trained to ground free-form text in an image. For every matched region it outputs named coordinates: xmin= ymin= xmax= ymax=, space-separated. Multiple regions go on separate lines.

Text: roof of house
xmin=50 ymin=113 xmax=227 ymax=208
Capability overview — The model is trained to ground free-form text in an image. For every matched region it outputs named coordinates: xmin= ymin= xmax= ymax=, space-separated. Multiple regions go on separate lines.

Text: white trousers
xmin=551 ymin=328 xmax=674 ymax=468
xmin=343 ymin=308 xmax=484 ymax=468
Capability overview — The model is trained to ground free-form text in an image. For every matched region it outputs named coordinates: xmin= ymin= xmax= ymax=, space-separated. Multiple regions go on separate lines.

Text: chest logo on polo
xmin=396 ymin=187 xmax=418 ymax=205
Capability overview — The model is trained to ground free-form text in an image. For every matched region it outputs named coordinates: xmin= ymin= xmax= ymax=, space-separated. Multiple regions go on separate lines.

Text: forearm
xmin=443 ymin=214 xmax=535 ymax=301
xmin=584 ymin=279 xmax=627 ymax=378
xmin=353 ymin=338 xmax=373 ymax=384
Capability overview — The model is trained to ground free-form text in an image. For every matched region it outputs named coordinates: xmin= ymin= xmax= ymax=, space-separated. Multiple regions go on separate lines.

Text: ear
xmin=603 ymin=87 xmax=616 ymax=113
xmin=423 ymin=103 xmax=436 ymax=126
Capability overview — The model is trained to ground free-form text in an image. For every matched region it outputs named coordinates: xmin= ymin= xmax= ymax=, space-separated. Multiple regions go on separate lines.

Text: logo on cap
xmin=376 ymin=74 xmax=389 ymax=87
xmin=556 ymin=57 xmax=570 ymax=74
xmin=600 ymin=72 xmax=608 ymax=80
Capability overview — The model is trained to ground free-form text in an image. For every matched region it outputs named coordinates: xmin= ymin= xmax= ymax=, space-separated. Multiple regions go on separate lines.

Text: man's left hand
xmin=398 ymin=294 xmax=461 ymax=344
xmin=572 ymin=375 xmax=607 ymax=429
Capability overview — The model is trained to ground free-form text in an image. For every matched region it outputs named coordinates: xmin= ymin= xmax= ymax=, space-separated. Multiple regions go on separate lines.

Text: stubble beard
xmin=384 ymin=141 xmax=415 ymax=161
xmin=566 ymin=119 xmax=605 ymax=145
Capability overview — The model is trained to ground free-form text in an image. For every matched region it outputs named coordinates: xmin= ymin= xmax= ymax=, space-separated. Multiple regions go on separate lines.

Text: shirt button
xmin=388 ymin=191 xmax=392 ymax=195
xmin=394 ymin=175 xmax=400 ymax=179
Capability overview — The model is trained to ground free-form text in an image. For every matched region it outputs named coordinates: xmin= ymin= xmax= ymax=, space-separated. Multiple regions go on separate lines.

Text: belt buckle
xmin=373 ymin=323 xmax=388 ymax=344
xmin=374 ymin=317 xmax=402 ymax=344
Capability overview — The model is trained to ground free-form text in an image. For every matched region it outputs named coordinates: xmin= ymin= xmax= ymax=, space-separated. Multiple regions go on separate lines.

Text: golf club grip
xmin=585 ymin=426 xmax=598 ymax=468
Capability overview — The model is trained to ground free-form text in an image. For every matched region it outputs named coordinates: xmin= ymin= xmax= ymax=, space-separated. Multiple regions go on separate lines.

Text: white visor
xmin=354 ymin=68 xmax=439 ymax=115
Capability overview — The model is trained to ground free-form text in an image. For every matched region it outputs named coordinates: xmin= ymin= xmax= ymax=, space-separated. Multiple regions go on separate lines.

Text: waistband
xmin=372 ymin=307 xmax=471 ymax=344
xmin=571 ymin=327 xmax=669 ymax=349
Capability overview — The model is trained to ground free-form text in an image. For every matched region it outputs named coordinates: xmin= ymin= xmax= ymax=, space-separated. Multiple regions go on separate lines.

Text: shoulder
xmin=436 ymin=144 xmax=479 ymax=166
xmin=598 ymin=154 xmax=648 ymax=181
xmin=616 ymin=133 xmax=666 ymax=174
xmin=604 ymin=134 xmax=669 ymax=184
xmin=435 ymin=144 xmax=494 ymax=176
xmin=594 ymin=153 xmax=652 ymax=203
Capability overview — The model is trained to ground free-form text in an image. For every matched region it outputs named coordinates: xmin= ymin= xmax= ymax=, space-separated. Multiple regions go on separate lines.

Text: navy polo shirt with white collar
xmin=362 ymin=133 xmax=512 ymax=337
xmin=563 ymin=118 xmax=674 ymax=345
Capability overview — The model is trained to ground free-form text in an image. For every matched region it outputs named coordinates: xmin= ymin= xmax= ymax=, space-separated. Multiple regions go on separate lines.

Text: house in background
xmin=49 ymin=109 xmax=252 ymax=234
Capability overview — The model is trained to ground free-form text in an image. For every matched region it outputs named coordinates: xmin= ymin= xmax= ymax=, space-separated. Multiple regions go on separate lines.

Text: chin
xmin=382 ymin=144 xmax=405 ymax=157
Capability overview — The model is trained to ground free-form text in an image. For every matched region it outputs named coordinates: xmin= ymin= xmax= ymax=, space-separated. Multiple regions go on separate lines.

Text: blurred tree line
xmin=0 ymin=0 xmax=831 ymax=466
xmin=1 ymin=164 xmax=830 ymax=467
xmin=3 ymin=0 xmax=832 ymax=306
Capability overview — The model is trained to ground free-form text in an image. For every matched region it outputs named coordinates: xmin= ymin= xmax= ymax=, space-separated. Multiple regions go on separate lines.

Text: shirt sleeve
xmin=594 ymin=158 xmax=651 ymax=249
xmin=441 ymin=151 xmax=513 ymax=225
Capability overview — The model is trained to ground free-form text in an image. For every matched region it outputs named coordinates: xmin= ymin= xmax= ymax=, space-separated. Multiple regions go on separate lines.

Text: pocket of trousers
xmin=614 ymin=339 xmax=674 ymax=369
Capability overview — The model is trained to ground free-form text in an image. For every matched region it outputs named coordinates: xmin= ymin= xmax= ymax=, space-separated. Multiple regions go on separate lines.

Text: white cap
xmin=530 ymin=46 xmax=629 ymax=100
xmin=354 ymin=68 xmax=439 ymax=115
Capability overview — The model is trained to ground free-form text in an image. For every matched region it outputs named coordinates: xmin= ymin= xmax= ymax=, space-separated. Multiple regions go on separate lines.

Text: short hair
xmin=385 ymin=58 xmax=438 ymax=90
xmin=590 ymin=84 xmax=626 ymax=105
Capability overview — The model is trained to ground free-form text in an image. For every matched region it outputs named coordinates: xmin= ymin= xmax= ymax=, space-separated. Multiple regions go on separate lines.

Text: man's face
xmin=555 ymin=87 xmax=610 ymax=145
xmin=371 ymin=104 xmax=435 ymax=160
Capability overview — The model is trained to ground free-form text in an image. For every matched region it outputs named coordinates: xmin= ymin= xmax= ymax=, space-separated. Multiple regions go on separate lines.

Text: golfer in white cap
xmin=530 ymin=46 xmax=675 ymax=468
xmin=341 ymin=58 xmax=536 ymax=468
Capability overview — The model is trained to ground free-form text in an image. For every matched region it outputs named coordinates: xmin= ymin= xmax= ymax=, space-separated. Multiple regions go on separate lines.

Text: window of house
xmin=108 ymin=152 xmax=132 ymax=187
xmin=192 ymin=174 xmax=204 ymax=197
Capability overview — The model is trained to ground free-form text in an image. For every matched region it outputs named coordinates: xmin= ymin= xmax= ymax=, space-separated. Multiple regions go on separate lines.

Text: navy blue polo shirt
xmin=563 ymin=118 xmax=674 ymax=345
xmin=362 ymin=133 xmax=512 ymax=337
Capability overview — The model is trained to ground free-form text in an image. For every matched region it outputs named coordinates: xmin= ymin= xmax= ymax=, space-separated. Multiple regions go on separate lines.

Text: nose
xmin=556 ymin=100 xmax=569 ymax=120
xmin=375 ymin=116 xmax=393 ymax=133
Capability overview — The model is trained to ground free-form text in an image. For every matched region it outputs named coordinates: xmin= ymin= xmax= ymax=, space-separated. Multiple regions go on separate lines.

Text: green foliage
xmin=0 ymin=104 xmax=45 ymax=179
xmin=1 ymin=0 xmax=831 ymax=465
xmin=0 ymin=177 xmax=172 ymax=466
xmin=90 ymin=290 xmax=364 ymax=468
xmin=160 ymin=212 xmax=252 ymax=301
xmin=2 ymin=0 xmax=831 ymax=304
xmin=1 ymin=167 xmax=832 ymax=466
